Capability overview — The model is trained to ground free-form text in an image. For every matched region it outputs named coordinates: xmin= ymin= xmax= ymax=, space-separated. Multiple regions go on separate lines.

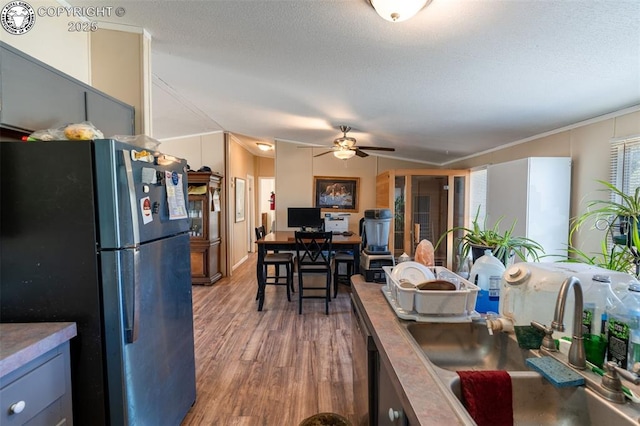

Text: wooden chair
xmin=294 ymin=231 xmax=333 ymax=314
xmin=255 ymin=226 xmax=294 ymax=303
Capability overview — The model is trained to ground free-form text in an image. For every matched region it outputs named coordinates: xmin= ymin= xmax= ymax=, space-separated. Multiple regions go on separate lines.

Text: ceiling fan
xmin=312 ymin=126 xmax=396 ymax=159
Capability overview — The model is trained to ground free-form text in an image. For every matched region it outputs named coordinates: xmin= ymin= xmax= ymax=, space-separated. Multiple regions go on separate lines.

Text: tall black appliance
xmin=0 ymin=140 xmax=196 ymax=425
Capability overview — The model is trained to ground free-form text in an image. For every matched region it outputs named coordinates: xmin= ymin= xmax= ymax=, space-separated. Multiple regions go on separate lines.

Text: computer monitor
xmin=287 ymin=207 xmax=323 ymax=230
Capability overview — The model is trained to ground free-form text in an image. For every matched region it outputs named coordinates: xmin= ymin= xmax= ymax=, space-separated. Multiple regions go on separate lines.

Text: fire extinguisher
xmin=269 ymin=192 xmax=275 ymax=210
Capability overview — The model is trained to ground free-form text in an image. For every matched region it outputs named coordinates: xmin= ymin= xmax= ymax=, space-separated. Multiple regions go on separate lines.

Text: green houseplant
xmin=563 ymin=243 xmax=637 ymax=273
xmin=435 ymin=206 xmax=544 ymax=266
xmin=569 ymin=180 xmax=640 ymax=276
xmin=571 ymin=180 xmax=640 ymax=249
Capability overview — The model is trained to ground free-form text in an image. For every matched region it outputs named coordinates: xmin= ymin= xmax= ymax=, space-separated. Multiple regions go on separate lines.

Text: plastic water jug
xmin=582 ymin=275 xmax=620 ymax=367
xmin=469 ymin=250 xmax=505 ymax=313
xmin=583 ymin=275 xmax=621 ymax=338
xmin=499 ymin=262 xmax=581 ymax=346
xmin=499 ymin=262 xmax=637 ymax=349
xmin=606 ymin=283 xmax=640 ymax=371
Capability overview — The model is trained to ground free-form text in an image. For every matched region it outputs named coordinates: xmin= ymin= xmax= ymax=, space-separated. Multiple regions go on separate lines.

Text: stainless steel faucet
xmin=551 ymin=276 xmax=586 ymax=369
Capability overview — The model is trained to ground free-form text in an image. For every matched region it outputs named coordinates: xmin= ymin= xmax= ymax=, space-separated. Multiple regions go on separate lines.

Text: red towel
xmin=456 ymin=371 xmax=513 ymax=426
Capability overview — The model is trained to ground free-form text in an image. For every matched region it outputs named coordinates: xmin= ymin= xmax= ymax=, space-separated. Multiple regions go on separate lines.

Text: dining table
xmin=255 ymin=231 xmax=362 ymax=311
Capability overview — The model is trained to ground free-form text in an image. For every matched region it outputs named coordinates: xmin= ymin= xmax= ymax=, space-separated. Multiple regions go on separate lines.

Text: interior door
xmin=392 ymin=171 xmax=468 ymax=270
xmin=409 ymin=176 xmax=446 ymax=265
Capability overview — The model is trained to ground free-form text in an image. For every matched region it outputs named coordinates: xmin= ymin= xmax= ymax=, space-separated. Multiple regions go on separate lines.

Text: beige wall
xmin=91 ymin=29 xmax=151 ymax=135
xmin=255 ymin=156 xmax=275 ymax=177
xmin=3 ymin=1 xmax=90 ymax=83
xmin=273 ymin=142 xmax=432 ymax=234
xmin=377 ymin=156 xmax=435 ymax=172
xmin=229 ymin=136 xmax=257 ymax=270
xmin=160 ymin=132 xmax=225 ymax=173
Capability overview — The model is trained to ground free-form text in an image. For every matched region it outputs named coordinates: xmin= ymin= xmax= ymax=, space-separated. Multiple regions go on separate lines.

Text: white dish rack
xmin=381 ymin=265 xmax=480 ymax=322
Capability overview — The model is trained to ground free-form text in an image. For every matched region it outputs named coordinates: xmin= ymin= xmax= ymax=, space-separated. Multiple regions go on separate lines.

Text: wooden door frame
xmin=377 ymin=169 xmax=469 ymax=269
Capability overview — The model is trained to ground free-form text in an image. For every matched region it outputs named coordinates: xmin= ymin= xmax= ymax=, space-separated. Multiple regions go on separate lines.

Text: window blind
xmin=610 ymin=135 xmax=640 ymax=200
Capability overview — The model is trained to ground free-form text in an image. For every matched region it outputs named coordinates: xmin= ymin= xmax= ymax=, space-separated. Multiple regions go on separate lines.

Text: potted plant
xmin=569 ymin=180 xmax=640 ymax=276
xmin=571 ymin=180 xmax=640 ymax=249
xmin=435 ymin=206 xmax=545 ymax=266
xmin=562 ymin=243 xmax=637 ymax=273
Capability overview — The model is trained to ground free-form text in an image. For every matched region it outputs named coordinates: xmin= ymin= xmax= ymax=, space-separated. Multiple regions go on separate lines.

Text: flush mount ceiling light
xmin=369 ymin=0 xmax=431 ymax=22
xmin=256 ymin=142 xmax=273 ymax=151
xmin=333 ymin=149 xmax=356 ymax=160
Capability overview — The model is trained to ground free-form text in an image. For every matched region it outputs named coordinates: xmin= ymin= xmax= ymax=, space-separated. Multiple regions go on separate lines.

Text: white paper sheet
xmin=166 ymin=171 xmax=188 ymax=220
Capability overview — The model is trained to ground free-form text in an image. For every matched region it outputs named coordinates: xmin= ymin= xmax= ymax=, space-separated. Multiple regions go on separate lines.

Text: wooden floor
xmin=181 ymin=253 xmax=355 ymax=425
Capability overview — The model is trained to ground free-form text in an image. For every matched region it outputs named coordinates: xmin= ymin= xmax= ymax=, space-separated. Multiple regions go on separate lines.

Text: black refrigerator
xmin=0 ymin=139 xmax=197 ymax=425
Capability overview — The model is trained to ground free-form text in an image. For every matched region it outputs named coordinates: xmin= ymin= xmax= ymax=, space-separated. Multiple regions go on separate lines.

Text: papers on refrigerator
xmin=165 ymin=171 xmax=188 ymax=220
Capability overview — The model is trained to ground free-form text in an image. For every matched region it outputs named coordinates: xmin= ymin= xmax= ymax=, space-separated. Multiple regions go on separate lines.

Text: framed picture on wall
xmin=313 ymin=176 xmax=359 ymax=212
xmin=235 ymin=177 xmax=245 ymax=222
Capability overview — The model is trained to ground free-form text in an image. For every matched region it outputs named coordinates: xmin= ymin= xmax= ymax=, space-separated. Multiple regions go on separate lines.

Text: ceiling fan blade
xmin=313 ymin=150 xmax=334 ymax=157
xmin=355 ymin=148 xmax=369 ymax=158
xmin=356 ymin=146 xmax=396 ymax=152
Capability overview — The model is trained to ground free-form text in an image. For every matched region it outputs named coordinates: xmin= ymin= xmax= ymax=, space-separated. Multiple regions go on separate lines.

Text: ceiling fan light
xmin=333 ymin=149 xmax=356 ymax=160
xmin=256 ymin=142 xmax=273 ymax=151
xmin=370 ymin=0 xmax=430 ymax=22
xmin=334 ymin=137 xmax=356 ymax=148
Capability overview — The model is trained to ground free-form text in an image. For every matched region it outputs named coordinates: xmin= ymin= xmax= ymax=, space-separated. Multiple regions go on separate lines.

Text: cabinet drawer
xmin=1 ymin=353 xmax=65 ymax=425
xmin=190 ymin=245 xmax=209 ymax=277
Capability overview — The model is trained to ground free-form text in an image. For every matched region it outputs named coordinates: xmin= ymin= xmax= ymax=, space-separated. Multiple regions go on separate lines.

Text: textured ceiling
xmin=75 ymin=0 xmax=639 ymax=164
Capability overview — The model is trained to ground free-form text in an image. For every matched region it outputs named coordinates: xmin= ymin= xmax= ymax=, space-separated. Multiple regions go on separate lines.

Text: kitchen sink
xmin=404 ymin=320 xmax=532 ymax=371
xmin=401 ymin=319 xmax=640 ymax=425
xmin=445 ymin=371 xmax=636 ymax=425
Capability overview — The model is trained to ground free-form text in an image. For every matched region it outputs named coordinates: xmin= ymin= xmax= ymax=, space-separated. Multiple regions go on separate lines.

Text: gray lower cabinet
xmin=378 ymin=357 xmax=409 ymax=426
xmin=0 ymin=342 xmax=73 ymax=426
xmin=0 ymin=41 xmax=134 ymax=137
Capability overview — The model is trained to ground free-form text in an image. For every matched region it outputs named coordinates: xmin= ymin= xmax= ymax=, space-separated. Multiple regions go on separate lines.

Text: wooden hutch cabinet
xmin=187 ymin=172 xmax=223 ymax=285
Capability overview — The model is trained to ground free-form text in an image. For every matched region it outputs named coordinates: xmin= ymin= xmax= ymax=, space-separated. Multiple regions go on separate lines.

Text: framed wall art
xmin=313 ymin=176 xmax=359 ymax=212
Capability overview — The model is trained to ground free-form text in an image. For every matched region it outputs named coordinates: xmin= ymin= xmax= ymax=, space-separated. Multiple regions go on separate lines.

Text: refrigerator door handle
xmin=122 ymin=150 xmax=141 ymax=246
xmin=122 ymin=247 xmax=141 ymax=343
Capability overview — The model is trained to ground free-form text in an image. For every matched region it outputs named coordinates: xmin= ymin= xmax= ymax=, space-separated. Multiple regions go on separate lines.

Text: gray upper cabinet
xmin=1 ymin=45 xmax=86 ymax=132
xmin=0 ymin=41 xmax=134 ymax=136
xmin=85 ymin=90 xmax=134 ymax=137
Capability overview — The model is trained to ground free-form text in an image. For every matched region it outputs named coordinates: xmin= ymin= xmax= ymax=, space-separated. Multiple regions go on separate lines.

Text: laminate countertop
xmin=351 ymin=275 xmax=471 ymax=426
xmin=0 ymin=322 xmax=77 ymax=377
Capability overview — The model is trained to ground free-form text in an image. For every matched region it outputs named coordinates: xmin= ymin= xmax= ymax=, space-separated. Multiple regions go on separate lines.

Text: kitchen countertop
xmin=0 ymin=322 xmax=77 ymax=377
xmin=351 ymin=275 xmax=470 ymax=426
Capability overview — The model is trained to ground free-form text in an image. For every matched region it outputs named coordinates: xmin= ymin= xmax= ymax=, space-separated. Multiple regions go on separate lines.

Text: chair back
xmin=255 ymin=225 xmax=266 ymax=241
xmin=294 ymin=231 xmax=333 ymax=269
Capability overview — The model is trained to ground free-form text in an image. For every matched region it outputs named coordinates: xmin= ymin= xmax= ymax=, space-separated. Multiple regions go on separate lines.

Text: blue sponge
xmin=526 ymin=356 xmax=585 ymax=388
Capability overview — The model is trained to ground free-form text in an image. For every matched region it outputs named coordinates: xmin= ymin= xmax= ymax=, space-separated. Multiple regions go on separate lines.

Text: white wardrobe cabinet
xmin=486 ymin=157 xmax=571 ymax=261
